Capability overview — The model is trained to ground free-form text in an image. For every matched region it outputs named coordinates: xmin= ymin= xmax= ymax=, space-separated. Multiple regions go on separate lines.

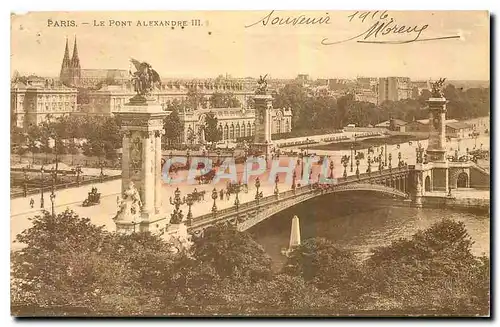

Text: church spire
xmin=71 ymin=36 xmax=79 ymax=64
xmin=69 ymin=36 xmax=81 ymax=86
xmin=59 ymin=37 xmax=71 ymax=85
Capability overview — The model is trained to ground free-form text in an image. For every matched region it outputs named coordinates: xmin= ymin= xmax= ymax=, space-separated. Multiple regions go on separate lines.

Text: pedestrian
xmin=226 ymin=189 xmax=230 ymax=201
xmin=29 ymin=198 xmax=34 ymax=209
xmin=219 ymin=189 xmax=224 ymax=201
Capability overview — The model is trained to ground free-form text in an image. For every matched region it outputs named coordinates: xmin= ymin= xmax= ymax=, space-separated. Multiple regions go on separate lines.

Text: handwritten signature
xmin=321 ymin=11 xmax=461 ymax=45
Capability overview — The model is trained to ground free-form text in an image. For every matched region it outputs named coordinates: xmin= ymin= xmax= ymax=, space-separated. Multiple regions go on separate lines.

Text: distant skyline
xmin=11 ymin=11 xmax=490 ymax=81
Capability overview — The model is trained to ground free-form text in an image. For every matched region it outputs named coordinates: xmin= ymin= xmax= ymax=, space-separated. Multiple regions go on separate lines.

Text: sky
xmin=10 ymin=10 xmax=490 ymax=81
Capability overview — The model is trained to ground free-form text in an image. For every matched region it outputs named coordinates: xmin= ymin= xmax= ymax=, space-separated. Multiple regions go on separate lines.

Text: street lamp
xmin=211 ymin=188 xmax=218 ymax=214
xmin=367 ymin=155 xmax=372 ymax=176
xmin=75 ymin=165 xmax=82 ymax=186
xmin=255 ymin=177 xmax=261 ymax=201
xmin=355 ymin=159 xmax=360 ymax=179
xmin=388 ymin=153 xmax=392 ymax=171
xmin=184 ymin=194 xmax=194 ymax=225
xmin=50 ymin=193 xmax=56 ymax=217
xmin=40 ymin=166 xmax=45 ymax=209
xmin=169 ymin=187 xmax=186 ymax=224
xmin=350 ymin=144 xmax=354 ymax=172
xmin=22 ymin=167 xmax=28 ymax=198
xmin=384 ymin=143 xmax=388 ymax=167
xmin=50 ymin=168 xmax=57 ymax=195
xmin=342 ymin=156 xmax=348 ymax=179
xmin=292 ymin=170 xmax=296 ymax=191
xmin=274 ymin=174 xmax=279 ymax=195
xmin=100 ymin=162 xmax=104 ymax=183
xmin=233 ymin=183 xmax=241 ymax=209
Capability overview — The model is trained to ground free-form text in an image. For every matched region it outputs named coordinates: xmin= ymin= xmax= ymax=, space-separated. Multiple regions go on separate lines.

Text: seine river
xmin=249 ymin=193 xmax=490 ymax=270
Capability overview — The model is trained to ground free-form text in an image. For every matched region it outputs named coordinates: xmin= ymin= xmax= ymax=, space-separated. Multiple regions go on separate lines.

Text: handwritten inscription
xmin=321 ymin=11 xmax=460 ymax=45
xmin=245 ymin=10 xmax=330 ymax=28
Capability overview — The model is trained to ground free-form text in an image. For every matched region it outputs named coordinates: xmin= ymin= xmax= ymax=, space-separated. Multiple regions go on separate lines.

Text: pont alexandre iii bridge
xmin=187 ymin=166 xmax=411 ymax=236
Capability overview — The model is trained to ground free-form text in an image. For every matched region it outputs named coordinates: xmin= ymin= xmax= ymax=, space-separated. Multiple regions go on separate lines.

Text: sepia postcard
xmin=10 ymin=10 xmax=490 ymax=317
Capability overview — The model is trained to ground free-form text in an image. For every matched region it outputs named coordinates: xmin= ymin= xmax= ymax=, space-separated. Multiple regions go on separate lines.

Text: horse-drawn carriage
xmin=195 ymin=169 xmax=217 ymax=184
xmin=189 ymin=188 xmax=207 ymax=202
xmin=82 ymin=187 xmax=101 ymax=207
xmin=227 ymin=181 xmax=249 ymax=194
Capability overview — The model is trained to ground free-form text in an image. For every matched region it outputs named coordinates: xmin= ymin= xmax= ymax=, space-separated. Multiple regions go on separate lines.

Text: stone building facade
xmin=179 ymin=107 xmax=292 ymax=144
xmin=11 ymin=78 xmax=78 ymax=128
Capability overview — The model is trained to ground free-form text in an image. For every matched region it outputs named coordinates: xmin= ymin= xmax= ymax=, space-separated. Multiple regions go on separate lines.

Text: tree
xmin=192 ymin=225 xmax=272 ymax=281
xmin=163 ymin=109 xmax=183 ymax=148
xmin=11 ymin=209 xmax=180 ymax=316
xmin=363 ymin=219 xmax=489 ymax=314
xmin=284 ymin=237 xmax=363 ymax=300
xmin=204 ymin=112 xmax=222 ymax=146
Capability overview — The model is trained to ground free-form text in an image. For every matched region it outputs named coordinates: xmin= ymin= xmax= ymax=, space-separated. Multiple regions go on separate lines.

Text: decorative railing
xmin=188 ymin=166 xmax=410 ymax=231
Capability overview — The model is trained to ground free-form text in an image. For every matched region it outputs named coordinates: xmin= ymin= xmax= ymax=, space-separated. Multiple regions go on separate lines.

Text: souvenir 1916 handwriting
xmin=245 ymin=10 xmax=461 ymax=45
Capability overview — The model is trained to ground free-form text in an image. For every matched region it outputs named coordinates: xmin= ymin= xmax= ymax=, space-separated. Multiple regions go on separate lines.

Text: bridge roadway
xmin=187 ymin=166 xmax=410 ymax=235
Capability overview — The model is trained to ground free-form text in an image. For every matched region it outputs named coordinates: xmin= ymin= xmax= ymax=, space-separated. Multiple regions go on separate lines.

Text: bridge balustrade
xmin=188 ymin=166 xmax=410 ymax=231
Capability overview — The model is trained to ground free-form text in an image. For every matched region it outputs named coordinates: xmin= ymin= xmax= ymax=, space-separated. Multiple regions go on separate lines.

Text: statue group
xmin=256 ymin=74 xmax=268 ymax=95
xmin=431 ymin=78 xmax=446 ymax=98
xmin=114 ymin=182 xmax=143 ymax=222
xmin=129 ymin=58 xmax=162 ymax=96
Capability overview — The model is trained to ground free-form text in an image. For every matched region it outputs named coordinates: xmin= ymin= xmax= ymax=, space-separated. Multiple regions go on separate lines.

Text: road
xmin=11 ymin=134 xmax=490 ymax=250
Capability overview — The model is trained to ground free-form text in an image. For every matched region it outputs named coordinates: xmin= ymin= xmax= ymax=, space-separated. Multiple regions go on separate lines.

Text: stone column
xmin=121 ymin=132 xmax=131 ymax=194
xmin=154 ymin=131 xmax=163 ymax=214
xmin=141 ymin=132 xmax=154 ymax=220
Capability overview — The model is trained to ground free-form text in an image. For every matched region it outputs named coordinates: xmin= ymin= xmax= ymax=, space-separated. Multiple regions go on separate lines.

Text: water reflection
xmin=249 ymin=193 xmax=490 ymax=270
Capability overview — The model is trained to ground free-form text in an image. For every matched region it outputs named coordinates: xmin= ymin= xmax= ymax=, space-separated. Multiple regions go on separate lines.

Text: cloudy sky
xmin=11 ymin=10 xmax=489 ymax=80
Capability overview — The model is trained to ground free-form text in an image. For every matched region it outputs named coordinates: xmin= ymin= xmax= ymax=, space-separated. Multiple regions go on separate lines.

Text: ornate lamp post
xmin=355 ymin=159 xmax=360 ymax=179
xmin=50 ymin=168 xmax=57 ymax=195
xmin=75 ymin=165 xmax=82 ymax=186
xmin=99 ymin=162 xmax=104 ymax=183
xmin=350 ymin=144 xmax=354 ymax=172
xmin=22 ymin=167 xmax=28 ymax=198
xmin=169 ymin=187 xmax=186 ymax=224
xmin=329 ymin=160 xmax=334 ymax=179
xmin=384 ymin=143 xmax=388 ymax=167
xmin=274 ymin=174 xmax=280 ymax=195
xmin=233 ymin=183 xmax=241 ymax=209
xmin=184 ymin=194 xmax=194 ymax=225
xmin=388 ymin=153 xmax=392 ymax=171
xmin=50 ymin=193 xmax=56 ymax=217
xmin=300 ymin=150 xmax=304 ymax=178
xmin=40 ymin=166 xmax=45 ymax=209
xmin=367 ymin=155 xmax=372 ymax=176
xmin=211 ymin=188 xmax=218 ymax=214
xmin=292 ymin=170 xmax=297 ymax=191
xmin=255 ymin=177 xmax=261 ymax=202
xmin=341 ymin=155 xmax=348 ymax=178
